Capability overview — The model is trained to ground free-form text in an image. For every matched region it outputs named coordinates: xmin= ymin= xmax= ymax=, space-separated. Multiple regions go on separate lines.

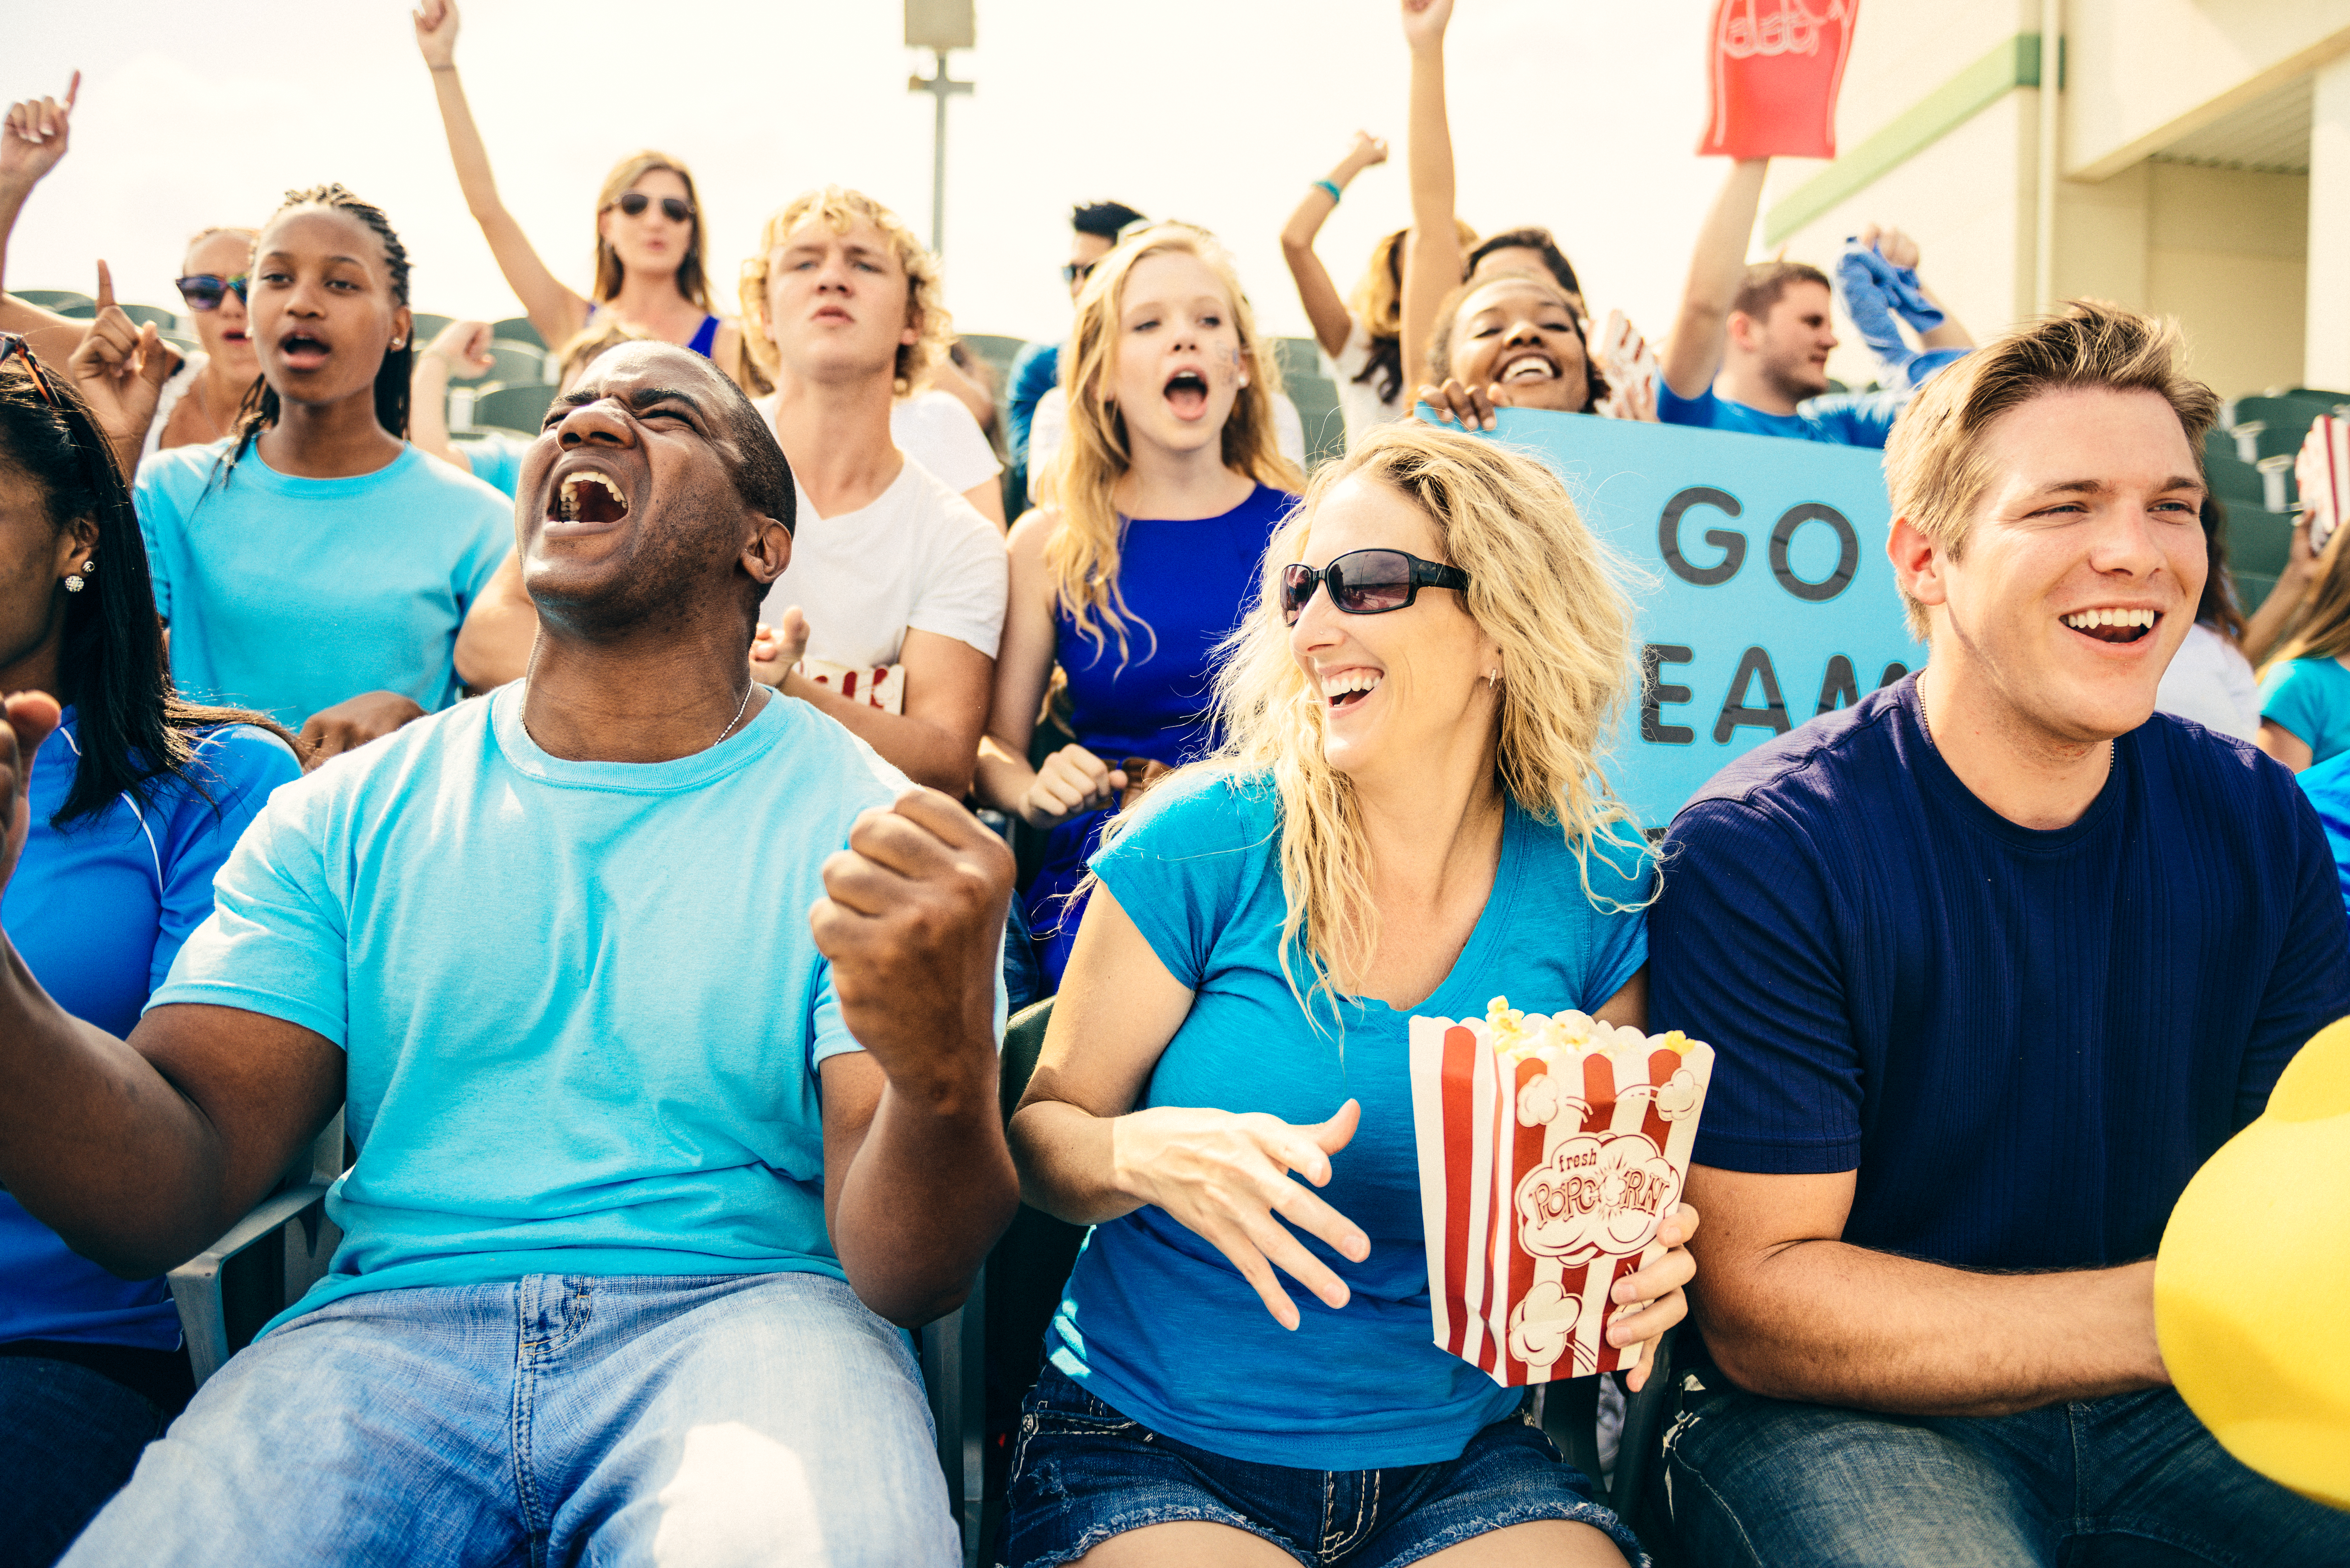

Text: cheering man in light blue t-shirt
xmin=0 ymin=343 xmax=1017 ymax=1568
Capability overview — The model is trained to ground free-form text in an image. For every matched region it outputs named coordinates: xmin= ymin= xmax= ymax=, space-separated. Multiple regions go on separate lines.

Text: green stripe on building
xmin=1764 ymin=33 xmax=2053 ymax=245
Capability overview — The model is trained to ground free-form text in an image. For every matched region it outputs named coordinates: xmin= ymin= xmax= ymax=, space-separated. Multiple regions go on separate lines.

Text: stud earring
xmin=65 ymin=555 xmax=94 ymax=593
xmin=1485 ymin=669 xmax=1500 ymax=690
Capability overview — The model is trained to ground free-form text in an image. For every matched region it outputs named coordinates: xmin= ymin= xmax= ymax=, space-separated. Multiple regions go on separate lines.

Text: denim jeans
xmin=1656 ymin=1376 xmax=2350 ymax=1566
xmin=63 ymin=1272 xmax=957 ymax=1568
xmin=0 ymin=1352 xmax=174 ymax=1568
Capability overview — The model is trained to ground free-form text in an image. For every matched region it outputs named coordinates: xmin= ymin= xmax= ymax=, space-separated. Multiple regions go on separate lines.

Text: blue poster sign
xmin=1472 ymin=408 xmax=1924 ymax=829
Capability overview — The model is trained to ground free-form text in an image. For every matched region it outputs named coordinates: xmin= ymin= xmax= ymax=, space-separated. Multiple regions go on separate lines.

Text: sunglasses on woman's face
xmin=614 ymin=193 xmax=694 ymax=224
xmin=174 ymin=273 xmax=248 ymax=312
xmin=1280 ymin=548 xmax=1471 ymax=625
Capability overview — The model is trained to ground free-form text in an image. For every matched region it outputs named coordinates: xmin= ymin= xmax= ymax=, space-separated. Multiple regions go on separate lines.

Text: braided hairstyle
xmin=224 ymin=184 xmax=413 ymax=474
xmin=0 ymin=363 xmax=292 ymax=825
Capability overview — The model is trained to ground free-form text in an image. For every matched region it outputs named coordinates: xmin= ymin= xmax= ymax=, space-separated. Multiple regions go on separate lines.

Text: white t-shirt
xmin=1322 ymin=319 xmax=1408 ymax=447
xmin=2156 ymin=621 xmax=2260 ymax=742
xmin=890 ymin=387 xmax=1001 ymax=497
xmin=137 ymin=348 xmax=209 ymax=476
xmin=1026 ymin=385 xmax=1306 ymax=503
xmin=757 ymin=455 xmax=1008 ymax=671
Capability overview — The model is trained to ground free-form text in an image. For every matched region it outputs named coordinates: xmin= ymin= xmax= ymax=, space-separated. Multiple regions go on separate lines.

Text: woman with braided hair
xmin=125 ymin=186 xmax=510 ymax=766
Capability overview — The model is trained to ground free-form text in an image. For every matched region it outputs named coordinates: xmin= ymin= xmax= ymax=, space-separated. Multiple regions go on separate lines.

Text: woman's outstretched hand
xmin=1110 ymin=1099 xmax=1370 ymax=1330
xmin=0 ymin=72 xmax=78 ymax=190
xmin=412 ymin=0 xmax=461 ymax=69
xmin=1018 ymin=742 xmax=1125 ymax=830
xmin=1608 ymin=1201 xmax=1701 ymax=1392
xmin=1401 ymin=0 xmax=1455 ymax=53
xmin=1416 ymin=377 xmax=1503 ymax=432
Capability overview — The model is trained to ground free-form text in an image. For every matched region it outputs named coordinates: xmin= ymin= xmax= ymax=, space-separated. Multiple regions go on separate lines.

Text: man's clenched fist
xmin=811 ymin=788 xmax=1013 ymax=1082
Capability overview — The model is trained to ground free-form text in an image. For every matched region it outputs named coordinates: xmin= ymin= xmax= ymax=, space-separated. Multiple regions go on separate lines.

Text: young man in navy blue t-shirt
xmin=1648 ymin=303 xmax=2350 ymax=1565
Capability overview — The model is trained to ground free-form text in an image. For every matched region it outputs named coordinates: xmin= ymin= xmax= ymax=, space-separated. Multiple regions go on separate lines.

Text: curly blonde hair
xmin=1043 ymin=223 xmax=1303 ymax=663
xmin=737 ymin=186 xmax=952 ymax=396
xmin=1102 ymin=421 xmax=1649 ymax=1016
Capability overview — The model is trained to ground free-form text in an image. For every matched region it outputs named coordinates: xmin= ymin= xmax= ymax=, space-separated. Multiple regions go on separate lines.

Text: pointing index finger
xmin=94 ymin=259 xmax=114 ymax=311
xmin=65 ymin=71 xmax=81 ymax=111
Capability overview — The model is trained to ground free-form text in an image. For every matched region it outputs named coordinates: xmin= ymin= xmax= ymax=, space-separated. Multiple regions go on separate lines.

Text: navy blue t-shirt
xmin=1649 ymin=677 xmax=2350 ymax=1272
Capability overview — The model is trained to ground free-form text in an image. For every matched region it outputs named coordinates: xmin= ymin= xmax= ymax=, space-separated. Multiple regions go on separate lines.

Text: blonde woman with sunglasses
xmin=1000 ymin=422 xmax=1695 ymax=1566
xmin=412 ymin=0 xmax=741 ymax=380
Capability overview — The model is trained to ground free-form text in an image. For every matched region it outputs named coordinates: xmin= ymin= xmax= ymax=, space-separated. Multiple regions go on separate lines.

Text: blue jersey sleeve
xmin=148 ymin=771 xmax=351 ymax=1046
xmin=1799 ymin=391 xmax=1901 ymax=449
xmin=1089 ymin=773 xmax=1271 ymax=991
xmin=1655 ymin=380 xmax=1720 ymax=430
xmin=148 ymin=725 xmax=302 ymax=995
xmin=1648 ymin=798 xmax=1863 ymax=1174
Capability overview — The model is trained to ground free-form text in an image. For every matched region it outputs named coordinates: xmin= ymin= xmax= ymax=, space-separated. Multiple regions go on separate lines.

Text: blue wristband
xmin=1313 ymin=178 xmax=1344 ymax=204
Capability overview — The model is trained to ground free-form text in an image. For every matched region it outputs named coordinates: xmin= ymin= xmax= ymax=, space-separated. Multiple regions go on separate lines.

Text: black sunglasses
xmin=0 ymin=331 xmax=62 ymax=405
xmin=1280 ymin=548 xmax=1470 ymax=624
xmin=175 ymin=273 xmax=248 ymax=312
xmin=614 ymin=193 xmax=694 ymax=224
xmin=1060 ymin=258 xmax=1099 ymax=287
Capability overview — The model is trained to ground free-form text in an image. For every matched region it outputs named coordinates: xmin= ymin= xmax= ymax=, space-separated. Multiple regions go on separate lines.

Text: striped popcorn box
xmin=1408 ymin=997 xmax=1714 ymax=1388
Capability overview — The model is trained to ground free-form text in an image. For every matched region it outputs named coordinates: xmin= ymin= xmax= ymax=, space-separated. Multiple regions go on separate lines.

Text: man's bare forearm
xmin=1698 ymin=1239 xmax=2167 ymax=1416
xmin=0 ymin=936 xmax=233 ymax=1275
xmin=782 ymin=673 xmax=977 ymax=796
xmin=832 ymin=1049 xmax=1016 ymax=1326
xmin=1663 ymin=158 xmax=1770 ymax=397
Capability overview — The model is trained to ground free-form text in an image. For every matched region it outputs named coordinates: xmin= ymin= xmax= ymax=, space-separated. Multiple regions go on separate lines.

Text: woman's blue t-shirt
xmin=2258 ymin=654 xmax=2350 ymax=765
xmin=135 ymin=440 xmax=512 ymax=729
xmin=0 ymin=711 xmax=298 ymax=1349
xmin=1052 ymin=771 xmax=1652 ymax=1470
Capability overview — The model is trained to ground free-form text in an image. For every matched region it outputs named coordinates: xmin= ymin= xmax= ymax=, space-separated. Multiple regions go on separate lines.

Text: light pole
xmin=906 ymin=0 xmax=974 ymax=255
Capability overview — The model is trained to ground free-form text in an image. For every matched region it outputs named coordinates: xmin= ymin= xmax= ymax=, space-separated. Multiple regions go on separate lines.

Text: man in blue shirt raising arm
xmin=1657 ymin=157 xmax=1973 ymax=448
xmin=1648 ymin=303 xmax=2350 ymax=1565
xmin=0 ymin=341 xmax=1017 ymax=1567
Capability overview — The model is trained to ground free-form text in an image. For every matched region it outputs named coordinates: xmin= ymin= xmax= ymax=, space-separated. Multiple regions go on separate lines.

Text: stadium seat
xmin=1274 ymin=336 xmax=1346 ymax=471
xmin=18 ymin=287 xmax=94 ymax=316
xmin=470 ymin=382 xmax=561 ymax=436
xmin=166 ymin=1111 xmax=345 ymax=1387
xmin=492 ymin=315 xmax=545 ymax=351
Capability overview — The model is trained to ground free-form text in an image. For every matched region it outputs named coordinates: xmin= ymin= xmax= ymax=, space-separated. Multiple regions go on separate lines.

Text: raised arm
xmin=0 ymin=695 xmax=342 ymax=1278
xmin=410 ymin=319 xmax=497 ymax=472
xmin=412 ymin=0 xmax=590 ymax=350
xmin=0 ymin=74 xmax=102 ymax=360
xmin=1684 ymin=1163 xmax=2166 ymax=1416
xmin=1398 ymin=0 xmax=1464 ymax=389
xmin=1281 ymin=131 xmax=1389 ymax=358
xmin=814 ymin=789 xmax=1018 ymax=1326
xmin=1856 ymin=224 xmax=1976 ymax=351
xmin=1662 ymin=157 xmax=1770 ymax=399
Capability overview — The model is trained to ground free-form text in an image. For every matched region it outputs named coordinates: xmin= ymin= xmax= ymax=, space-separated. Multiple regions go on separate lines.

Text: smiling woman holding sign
xmin=1002 ymin=423 xmax=1696 ymax=1568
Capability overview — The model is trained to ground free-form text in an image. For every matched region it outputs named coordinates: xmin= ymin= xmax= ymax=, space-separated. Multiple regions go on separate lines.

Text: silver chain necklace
xmin=516 ymin=642 xmax=756 ymax=754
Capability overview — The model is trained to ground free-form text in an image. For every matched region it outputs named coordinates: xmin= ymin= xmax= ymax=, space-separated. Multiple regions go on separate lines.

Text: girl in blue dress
xmin=976 ymin=224 xmax=1304 ymax=990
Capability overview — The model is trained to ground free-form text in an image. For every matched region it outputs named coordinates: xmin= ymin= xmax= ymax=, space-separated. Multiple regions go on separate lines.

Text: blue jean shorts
xmin=998 ymin=1363 xmax=1644 ymax=1568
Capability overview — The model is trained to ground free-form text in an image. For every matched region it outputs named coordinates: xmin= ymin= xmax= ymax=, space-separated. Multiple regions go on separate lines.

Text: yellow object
xmin=2156 ymin=1015 xmax=2350 ymax=1510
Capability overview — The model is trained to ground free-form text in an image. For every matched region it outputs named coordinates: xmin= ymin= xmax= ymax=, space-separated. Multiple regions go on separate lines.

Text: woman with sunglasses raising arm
xmin=1 ymin=81 xmax=263 ymax=471
xmin=973 ymin=225 xmax=1303 ymax=998
xmin=0 ymin=341 xmax=301 ymax=1564
xmin=997 ymin=421 xmax=1695 ymax=1566
xmin=411 ymin=0 xmax=742 ymax=381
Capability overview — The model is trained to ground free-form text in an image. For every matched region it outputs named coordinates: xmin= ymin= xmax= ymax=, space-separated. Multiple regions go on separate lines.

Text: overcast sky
xmin=11 ymin=0 xmax=1736 ymax=351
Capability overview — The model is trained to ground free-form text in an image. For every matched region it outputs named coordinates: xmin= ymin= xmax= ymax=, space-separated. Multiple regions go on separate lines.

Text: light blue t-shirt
xmin=135 ymin=440 xmax=512 ymax=728
xmin=2259 ymin=655 xmax=2350 ymax=766
xmin=150 ymin=684 xmax=907 ymax=1332
xmin=0 ymin=712 xmax=297 ymax=1350
xmin=1052 ymin=771 xmax=1652 ymax=1470
xmin=2297 ymin=747 xmax=2350 ymax=913
xmin=1658 ymin=381 xmax=1899 ymax=448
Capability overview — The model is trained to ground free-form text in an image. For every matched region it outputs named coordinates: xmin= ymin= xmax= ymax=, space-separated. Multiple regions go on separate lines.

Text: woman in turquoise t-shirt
xmin=2256 ymin=529 xmax=2350 ymax=769
xmin=1001 ymin=424 xmax=1697 ymax=1566
xmin=126 ymin=186 xmax=510 ymax=760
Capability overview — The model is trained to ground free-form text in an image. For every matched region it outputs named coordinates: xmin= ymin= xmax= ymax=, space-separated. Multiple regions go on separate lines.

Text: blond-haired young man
xmin=1647 ymin=302 xmax=2350 ymax=1564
